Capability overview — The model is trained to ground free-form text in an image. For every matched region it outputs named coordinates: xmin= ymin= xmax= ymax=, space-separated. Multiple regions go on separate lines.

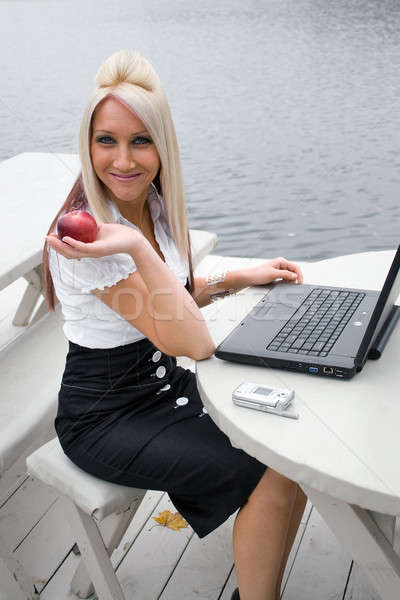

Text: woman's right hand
xmin=46 ymin=223 xmax=141 ymax=259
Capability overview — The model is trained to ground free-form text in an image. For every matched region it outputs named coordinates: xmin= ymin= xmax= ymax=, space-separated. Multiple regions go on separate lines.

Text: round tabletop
xmin=196 ymin=250 xmax=400 ymax=515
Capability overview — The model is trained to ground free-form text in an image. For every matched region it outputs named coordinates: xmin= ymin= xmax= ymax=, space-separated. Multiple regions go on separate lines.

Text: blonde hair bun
xmin=94 ymin=50 xmax=160 ymax=91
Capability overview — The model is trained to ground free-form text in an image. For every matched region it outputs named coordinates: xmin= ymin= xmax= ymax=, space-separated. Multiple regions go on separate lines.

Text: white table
xmin=0 ymin=153 xmax=217 ymax=327
xmin=196 ymin=250 xmax=400 ymax=600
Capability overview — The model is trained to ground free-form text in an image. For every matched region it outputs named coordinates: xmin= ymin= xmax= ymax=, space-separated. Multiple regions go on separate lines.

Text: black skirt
xmin=55 ymin=338 xmax=267 ymax=538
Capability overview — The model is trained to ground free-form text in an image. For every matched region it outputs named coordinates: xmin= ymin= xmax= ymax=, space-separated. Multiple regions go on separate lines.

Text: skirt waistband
xmin=63 ymin=338 xmax=176 ymax=391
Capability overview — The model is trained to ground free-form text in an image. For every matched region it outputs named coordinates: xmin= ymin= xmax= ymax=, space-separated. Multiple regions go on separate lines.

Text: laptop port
xmin=309 ymin=366 xmax=319 ymax=374
xmin=323 ymin=367 xmax=334 ymax=375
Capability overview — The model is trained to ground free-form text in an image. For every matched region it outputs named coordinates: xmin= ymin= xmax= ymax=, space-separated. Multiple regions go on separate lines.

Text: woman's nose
xmin=113 ymin=145 xmax=135 ymax=171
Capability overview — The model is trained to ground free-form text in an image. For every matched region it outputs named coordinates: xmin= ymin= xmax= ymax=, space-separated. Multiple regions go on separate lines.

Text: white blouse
xmin=49 ymin=185 xmax=189 ymax=349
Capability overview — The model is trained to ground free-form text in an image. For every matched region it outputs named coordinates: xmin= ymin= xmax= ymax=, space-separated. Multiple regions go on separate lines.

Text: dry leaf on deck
xmin=152 ymin=509 xmax=189 ymax=531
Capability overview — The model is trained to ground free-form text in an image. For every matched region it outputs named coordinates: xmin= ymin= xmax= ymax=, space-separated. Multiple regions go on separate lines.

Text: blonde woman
xmin=44 ymin=50 xmax=307 ymax=600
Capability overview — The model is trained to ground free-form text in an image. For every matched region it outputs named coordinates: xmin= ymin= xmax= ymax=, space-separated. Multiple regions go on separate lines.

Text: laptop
xmin=215 ymin=246 xmax=400 ymax=379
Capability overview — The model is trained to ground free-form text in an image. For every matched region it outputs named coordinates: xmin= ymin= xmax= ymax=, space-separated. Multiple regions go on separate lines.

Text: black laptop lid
xmin=356 ymin=245 xmax=400 ymax=368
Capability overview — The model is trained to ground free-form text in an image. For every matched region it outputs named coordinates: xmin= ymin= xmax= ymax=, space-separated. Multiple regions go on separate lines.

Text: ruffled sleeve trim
xmin=49 ymin=247 xmax=137 ymax=294
xmin=80 ymin=257 xmax=137 ymax=293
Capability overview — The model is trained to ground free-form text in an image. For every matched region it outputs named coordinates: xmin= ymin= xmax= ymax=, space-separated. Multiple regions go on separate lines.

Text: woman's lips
xmin=110 ymin=173 xmax=142 ymax=182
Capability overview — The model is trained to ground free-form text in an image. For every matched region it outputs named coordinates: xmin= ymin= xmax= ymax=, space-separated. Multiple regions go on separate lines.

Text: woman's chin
xmin=108 ymin=185 xmax=149 ymax=205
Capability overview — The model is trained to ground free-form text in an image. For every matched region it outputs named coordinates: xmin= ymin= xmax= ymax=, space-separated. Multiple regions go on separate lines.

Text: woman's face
xmin=90 ymin=96 xmax=160 ymax=206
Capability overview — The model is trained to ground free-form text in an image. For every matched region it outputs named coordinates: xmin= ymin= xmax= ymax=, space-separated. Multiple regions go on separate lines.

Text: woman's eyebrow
xmin=93 ymin=129 xmax=150 ymax=136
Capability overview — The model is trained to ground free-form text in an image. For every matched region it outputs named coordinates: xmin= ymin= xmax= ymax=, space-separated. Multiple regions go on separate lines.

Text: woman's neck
xmin=112 ymin=189 xmax=150 ymax=229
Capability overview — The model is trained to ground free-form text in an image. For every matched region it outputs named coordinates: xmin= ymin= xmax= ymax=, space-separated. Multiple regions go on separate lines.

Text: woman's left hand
xmin=244 ymin=257 xmax=303 ymax=286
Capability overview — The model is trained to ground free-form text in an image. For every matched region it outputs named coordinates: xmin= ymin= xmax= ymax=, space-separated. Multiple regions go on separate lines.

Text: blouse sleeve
xmin=49 ymin=247 xmax=137 ymax=294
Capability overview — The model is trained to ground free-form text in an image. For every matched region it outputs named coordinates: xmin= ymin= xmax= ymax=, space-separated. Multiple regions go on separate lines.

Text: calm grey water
xmin=1 ymin=0 xmax=399 ymax=260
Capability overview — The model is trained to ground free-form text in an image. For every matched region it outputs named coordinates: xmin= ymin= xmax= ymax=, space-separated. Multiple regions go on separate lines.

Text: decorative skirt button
xmin=152 ymin=351 xmax=162 ymax=363
xmin=155 ymin=365 xmax=167 ymax=378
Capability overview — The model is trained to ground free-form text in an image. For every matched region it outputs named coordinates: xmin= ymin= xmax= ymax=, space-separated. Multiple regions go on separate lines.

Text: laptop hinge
xmin=367 ymin=305 xmax=400 ymax=360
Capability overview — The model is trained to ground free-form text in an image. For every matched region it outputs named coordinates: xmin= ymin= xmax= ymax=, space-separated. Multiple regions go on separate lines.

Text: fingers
xmin=45 ymin=235 xmax=87 ymax=260
xmin=61 ymin=236 xmax=88 ymax=250
xmin=273 ymin=257 xmax=303 ymax=284
xmin=287 ymin=262 xmax=303 ymax=284
xmin=275 ymin=269 xmax=299 ymax=282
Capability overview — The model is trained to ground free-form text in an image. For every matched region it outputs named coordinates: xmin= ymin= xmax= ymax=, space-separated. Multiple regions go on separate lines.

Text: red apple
xmin=57 ymin=210 xmax=98 ymax=243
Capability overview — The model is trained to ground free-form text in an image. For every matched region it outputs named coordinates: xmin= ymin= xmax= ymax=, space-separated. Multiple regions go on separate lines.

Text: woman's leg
xmin=232 ymin=468 xmax=299 ymax=600
xmin=274 ymin=486 xmax=308 ymax=599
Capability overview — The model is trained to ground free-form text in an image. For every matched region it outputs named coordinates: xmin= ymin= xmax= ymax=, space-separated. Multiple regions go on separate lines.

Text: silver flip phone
xmin=232 ymin=382 xmax=298 ymax=419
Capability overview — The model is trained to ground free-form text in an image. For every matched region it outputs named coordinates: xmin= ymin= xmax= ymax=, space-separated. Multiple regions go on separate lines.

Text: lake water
xmin=1 ymin=0 xmax=399 ymax=260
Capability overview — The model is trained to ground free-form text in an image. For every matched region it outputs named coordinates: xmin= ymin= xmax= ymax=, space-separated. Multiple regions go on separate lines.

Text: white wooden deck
xmin=0 ymin=460 xmax=383 ymax=600
xmin=0 ymin=255 xmax=387 ymax=600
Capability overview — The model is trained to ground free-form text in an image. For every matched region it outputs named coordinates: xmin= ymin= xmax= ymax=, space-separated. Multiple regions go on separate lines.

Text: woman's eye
xmin=133 ymin=136 xmax=152 ymax=145
xmin=94 ymin=135 xmax=152 ymax=145
xmin=95 ymin=136 xmax=115 ymax=144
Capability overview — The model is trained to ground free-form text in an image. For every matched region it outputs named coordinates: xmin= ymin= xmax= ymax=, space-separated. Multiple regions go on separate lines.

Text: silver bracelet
xmin=206 ymin=270 xmax=227 ymax=287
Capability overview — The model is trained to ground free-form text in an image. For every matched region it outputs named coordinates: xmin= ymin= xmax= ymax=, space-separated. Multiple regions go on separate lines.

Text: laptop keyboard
xmin=266 ymin=288 xmax=365 ymax=356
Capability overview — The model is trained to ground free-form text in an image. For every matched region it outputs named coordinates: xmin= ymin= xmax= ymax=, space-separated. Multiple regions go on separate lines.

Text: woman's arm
xmin=46 ymin=225 xmax=215 ymax=360
xmin=125 ymin=234 xmax=215 ymax=359
xmin=193 ymin=258 xmax=304 ymax=308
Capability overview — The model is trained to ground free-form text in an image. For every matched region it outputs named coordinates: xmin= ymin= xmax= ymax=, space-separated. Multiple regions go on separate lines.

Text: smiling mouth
xmin=110 ymin=173 xmax=142 ymax=181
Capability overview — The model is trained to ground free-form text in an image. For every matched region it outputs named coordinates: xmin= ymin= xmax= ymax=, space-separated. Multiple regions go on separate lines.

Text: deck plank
xmin=343 ymin=515 xmax=400 ymax=599
xmin=280 ymin=500 xmax=313 ymax=594
xmin=38 ymin=549 xmax=81 ymax=600
xmin=114 ymin=494 xmax=194 ymax=600
xmin=13 ymin=495 xmax=75 ymax=593
xmin=344 ymin=563 xmax=380 ymax=600
xmin=0 ymin=455 xmax=31 ymax=508
xmin=0 ymin=557 xmax=27 ymax=600
xmin=282 ymin=506 xmax=352 ymax=600
xmin=0 ymin=475 xmax=58 ymax=550
xmin=160 ymin=512 xmax=235 ymax=600
xmin=107 ymin=490 xmax=164 ymax=569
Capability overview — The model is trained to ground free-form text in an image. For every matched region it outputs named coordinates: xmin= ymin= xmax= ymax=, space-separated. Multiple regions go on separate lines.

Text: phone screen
xmin=254 ymin=386 xmax=273 ymax=396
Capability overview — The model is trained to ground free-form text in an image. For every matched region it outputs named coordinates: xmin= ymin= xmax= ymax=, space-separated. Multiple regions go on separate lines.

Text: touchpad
xmin=268 ymin=303 xmax=295 ymax=321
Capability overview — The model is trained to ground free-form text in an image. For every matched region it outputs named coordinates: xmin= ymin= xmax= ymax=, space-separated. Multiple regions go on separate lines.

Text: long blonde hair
xmin=43 ymin=50 xmax=194 ymax=310
xmin=80 ymin=50 xmax=189 ymax=257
